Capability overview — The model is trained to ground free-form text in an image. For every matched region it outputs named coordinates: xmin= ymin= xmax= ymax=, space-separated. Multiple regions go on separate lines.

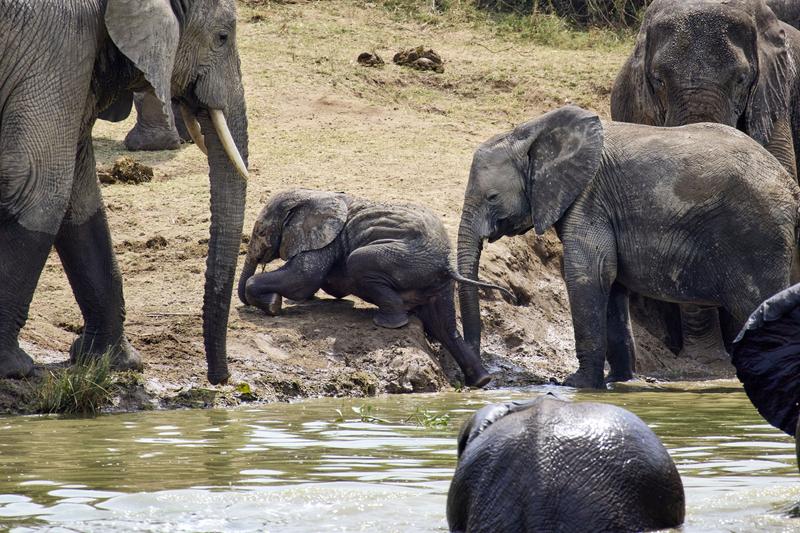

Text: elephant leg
xmin=677 ymin=305 xmax=727 ymax=364
xmin=55 ymin=137 xmax=141 ymax=370
xmin=415 ymin=280 xmax=490 ymax=388
xmin=124 ymin=91 xmax=181 ymax=151
xmin=562 ymin=231 xmax=616 ymax=389
xmin=244 ymin=246 xmax=338 ymax=315
xmin=606 ymin=282 xmax=636 ymax=383
xmin=346 ymin=244 xmax=409 ymax=329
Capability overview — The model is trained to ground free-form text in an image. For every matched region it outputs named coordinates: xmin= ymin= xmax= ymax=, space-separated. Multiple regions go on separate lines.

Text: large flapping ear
xmin=747 ymin=1 xmax=796 ymax=144
xmin=279 ymin=191 xmax=348 ymax=260
xmin=456 ymin=398 xmax=543 ymax=459
xmin=610 ymin=14 xmax=664 ymax=125
xmin=511 ymin=106 xmax=604 ymax=235
xmin=105 ymin=0 xmax=180 ymax=121
xmin=731 ymin=283 xmax=800 ymax=436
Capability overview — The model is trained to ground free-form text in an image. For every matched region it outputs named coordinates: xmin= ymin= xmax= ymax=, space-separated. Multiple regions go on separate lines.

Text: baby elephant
xmin=447 ymin=396 xmax=685 ymax=533
xmin=238 ymin=189 xmax=512 ymax=388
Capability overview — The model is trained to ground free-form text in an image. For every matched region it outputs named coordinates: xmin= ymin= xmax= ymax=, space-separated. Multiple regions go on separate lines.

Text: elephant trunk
xmin=457 ymin=204 xmax=486 ymax=354
xmin=199 ymin=89 xmax=249 ymax=385
xmin=237 ymin=228 xmax=280 ymax=305
xmin=237 ymin=256 xmax=258 ymax=306
xmin=663 ymin=87 xmax=734 ymax=127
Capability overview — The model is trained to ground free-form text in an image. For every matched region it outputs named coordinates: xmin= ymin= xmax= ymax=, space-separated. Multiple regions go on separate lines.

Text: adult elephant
xmin=0 ymin=0 xmax=249 ymax=384
xmin=457 ymin=106 xmax=799 ymax=388
xmin=447 ymin=395 xmax=685 ymax=532
xmin=610 ymin=0 xmax=800 ymax=366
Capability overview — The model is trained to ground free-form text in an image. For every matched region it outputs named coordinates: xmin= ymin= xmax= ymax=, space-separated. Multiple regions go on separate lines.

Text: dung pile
xmin=393 ymin=47 xmax=444 ymax=73
xmin=357 ymin=52 xmax=385 ymax=67
xmin=98 ymin=156 xmax=154 ymax=185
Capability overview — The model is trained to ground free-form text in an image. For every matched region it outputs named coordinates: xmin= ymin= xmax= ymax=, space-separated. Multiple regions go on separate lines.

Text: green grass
xmin=38 ymin=353 xmax=116 ymax=416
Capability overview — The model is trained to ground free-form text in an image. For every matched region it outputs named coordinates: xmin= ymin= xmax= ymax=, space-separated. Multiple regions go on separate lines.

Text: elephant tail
xmin=448 ymin=268 xmax=517 ymax=304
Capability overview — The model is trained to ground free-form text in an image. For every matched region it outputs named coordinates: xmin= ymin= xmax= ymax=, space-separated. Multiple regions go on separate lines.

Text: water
xmin=1 ymin=384 xmax=798 ymax=532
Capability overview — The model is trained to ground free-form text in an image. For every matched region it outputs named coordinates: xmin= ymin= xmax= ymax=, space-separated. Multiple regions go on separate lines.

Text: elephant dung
xmin=357 ymin=51 xmax=384 ymax=67
xmin=98 ymin=156 xmax=154 ymax=185
xmin=393 ymin=47 xmax=444 ymax=73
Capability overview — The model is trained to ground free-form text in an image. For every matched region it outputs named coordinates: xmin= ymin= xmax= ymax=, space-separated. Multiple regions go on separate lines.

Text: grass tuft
xmin=38 ymin=353 xmax=116 ymax=416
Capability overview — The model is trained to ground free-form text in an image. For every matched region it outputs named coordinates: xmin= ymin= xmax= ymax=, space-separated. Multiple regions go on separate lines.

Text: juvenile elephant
xmin=238 ymin=189 xmax=513 ymax=388
xmin=447 ymin=395 xmax=685 ymax=532
xmin=0 ymin=0 xmax=249 ymax=384
xmin=457 ymin=106 xmax=800 ymax=388
xmin=611 ymin=0 xmax=800 ymax=363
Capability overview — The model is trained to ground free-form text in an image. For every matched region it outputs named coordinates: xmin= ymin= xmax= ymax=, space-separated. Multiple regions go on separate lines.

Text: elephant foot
xmin=251 ymin=293 xmax=283 ymax=316
xmin=0 ymin=346 xmax=35 ymax=379
xmin=124 ymin=127 xmax=181 ymax=151
xmin=69 ymin=334 xmax=143 ymax=372
xmin=373 ymin=310 xmax=409 ymax=329
xmin=605 ymin=370 xmax=633 ymax=384
xmin=462 ymin=365 xmax=492 ymax=388
xmin=563 ymin=368 xmax=604 ymax=389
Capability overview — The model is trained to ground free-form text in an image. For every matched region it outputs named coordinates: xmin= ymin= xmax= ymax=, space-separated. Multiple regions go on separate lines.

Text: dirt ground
xmin=2 ymin=1 xmax=734 ymax=413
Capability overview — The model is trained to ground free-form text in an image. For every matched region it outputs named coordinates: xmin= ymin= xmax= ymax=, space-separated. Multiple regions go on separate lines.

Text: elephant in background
xmin=447 ymin=395 xmax=685 ymax=532
xmin=457 ymin=106 xmax=800 ymax=388
xmin=611 ymin=0 xmax=800 ymax=365
xmin=731 ymin=283 xmax=800 ymax=470
xmin=123 ymin=91 xmax=192 ymax=151
xmin=767 ymin=0 xmax=800 ymax=28
xmin=0 ymin=0 xmax=249 ymax=384
xmin=238 ymin=189 xmax=514 ymax=388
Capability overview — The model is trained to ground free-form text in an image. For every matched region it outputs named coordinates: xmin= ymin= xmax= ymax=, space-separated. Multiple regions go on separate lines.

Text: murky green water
xmin=1 ymin=384 xmax=798 ymax=532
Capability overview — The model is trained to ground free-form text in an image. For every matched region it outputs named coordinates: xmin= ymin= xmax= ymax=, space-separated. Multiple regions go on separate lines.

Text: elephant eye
xmin=487 ymin=192 xmax=499 ymax=202
xmin=216 ymin=31 xmax=229 ymax=46
xmin=736 ymin=73 xmax=748 ymax=85
xmin=649 ymin=73 xmax=664 ymax=90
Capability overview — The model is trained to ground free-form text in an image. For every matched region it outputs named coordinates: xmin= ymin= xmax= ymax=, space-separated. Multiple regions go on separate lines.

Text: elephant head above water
xmin=0 ymin=0 xmax=248 ymax=384
xmin=447 ymin=396 xmax=686 ymax=532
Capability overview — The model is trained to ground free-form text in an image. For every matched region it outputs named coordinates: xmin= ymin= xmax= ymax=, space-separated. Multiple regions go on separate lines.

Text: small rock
xmin=393 ymin=47 xmax=444 ymax=73
xmin=99 ymin=156 xmax=154 ymax=185
xmin=357 ymin=51 xmax=384 ymax=67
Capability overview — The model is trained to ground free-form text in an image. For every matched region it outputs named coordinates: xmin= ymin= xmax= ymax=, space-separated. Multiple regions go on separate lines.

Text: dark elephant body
xmin=0 ymin=0 xmax=249 ymax=383
xmin=767 ymin=0 xmax=800 ymax=28
xmin=458 ymin=106 xmax=800 ymax=388
xmin=239 ymin=189 xmax=511 ymax=387
xmin=447 ymin=396 xmax=685 ymax=532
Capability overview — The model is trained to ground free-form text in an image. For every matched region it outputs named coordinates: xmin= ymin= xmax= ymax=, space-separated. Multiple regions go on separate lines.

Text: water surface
xmin=1 ymin=384 xmax=798 ymax=532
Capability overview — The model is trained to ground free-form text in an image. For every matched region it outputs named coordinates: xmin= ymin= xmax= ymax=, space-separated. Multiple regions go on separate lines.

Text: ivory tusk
xmin=179 ymin=105 xmax=208 ymax=155
xmin=210 ymin=109 xmax=248 ymax=180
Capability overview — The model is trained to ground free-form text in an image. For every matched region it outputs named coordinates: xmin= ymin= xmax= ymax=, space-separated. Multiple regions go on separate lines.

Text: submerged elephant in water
xmin=456 ymin=105 xmax=800 ymax=389
xmin=731 ymin=283 xmax=800 ymax=466
xmin=238 ymin=189 xmax=513 ymax=388
xmin=447 ymin=395 xmax=685 ymax=532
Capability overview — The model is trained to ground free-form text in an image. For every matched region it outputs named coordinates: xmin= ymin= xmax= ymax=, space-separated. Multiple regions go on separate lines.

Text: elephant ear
xmin=747 ymin=3 xmax=796 ymax=144
xmin=610 ymin=19 xmax=663 ymax=125
xmin=456 ymin=398 xmax=544 ymax=459
xmin=513 ymin=106 xmax=604 ymax=235
xmin=105 ymin=0 xmax=180 ymax=121
xmin=731 ymin=283 xmax=800 ymax=437
xmin=279 ymin=193 xmax=348 ymax=260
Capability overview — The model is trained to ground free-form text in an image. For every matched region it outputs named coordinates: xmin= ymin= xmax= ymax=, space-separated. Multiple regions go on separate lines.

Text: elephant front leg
xmin=55 ymin=138 xmax=141 ymax=371
xmin=346 ymin=246 xmax=409 ymax=329
xmin=678 ymin=305 xmax=727 ymax=365
xmin=244 ymin=246 xmax=338 ymax=316
xmin=606 ymin=282 xmax=636 ymax=383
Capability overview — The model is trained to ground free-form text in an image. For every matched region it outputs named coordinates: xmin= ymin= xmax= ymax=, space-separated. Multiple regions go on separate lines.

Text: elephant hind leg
xmin=244 ymin=246 xmax=338 ymax=315
xmin=677 ymin=305 xmax=728 ymax=365
xmin=606 ymin=282 xmax=636 ymax=383
xmin=345 ymin=244 xmax=411 ymax=329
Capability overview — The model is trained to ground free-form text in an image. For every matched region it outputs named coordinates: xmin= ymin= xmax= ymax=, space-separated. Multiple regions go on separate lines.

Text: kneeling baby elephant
xmin=447 ymin=396 xmax=686 ymax=533
xmin=238 ymin=189 xmax=513 ymax=388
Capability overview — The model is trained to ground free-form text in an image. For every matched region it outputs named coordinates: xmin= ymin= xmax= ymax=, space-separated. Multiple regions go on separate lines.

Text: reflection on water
xmin=1 ymin=384 xmax=798 ymax=532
